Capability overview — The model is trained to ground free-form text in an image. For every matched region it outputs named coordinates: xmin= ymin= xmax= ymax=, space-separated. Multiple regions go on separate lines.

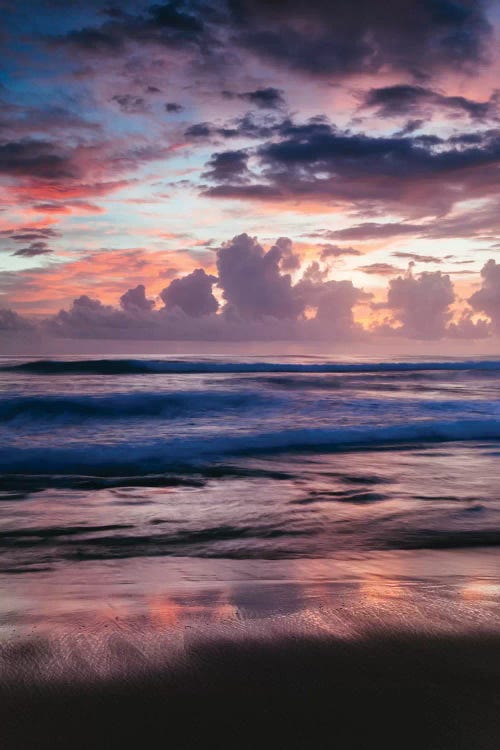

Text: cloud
xmin=237 ymin=88 xmax=285 ymax=110
xmin=320 ymin=244 xmax=361 ymax=259
xmin=317 ymin=223 xmax=424 ymax=241
xmin=165 ymin=102 xmax=183 ymax=113
xmin=185 ymin=122 xmax=213 ymax=138
xmin=359 ymin=263 xmax=401 ymax=276
xmin=447 ymin=311 xmax=490 ymax=338
xmin=202 ymin=149 xmax=250 ymax=183
xmin=0 ymin=139 xmax=75 ymax=179
xmin=395 ymin=119 xmax=426 ymax=136
xmin=224 ymin=0 xmax=492 ymax=78
xmin=392 ymin=251 xmax=443 ymax=263
xmin=55 ymin=1 xmax=208 ymax=54
xmin=2 ymin=233 xmax=499 ymax=343
xmin=12 ymin=241 xmax=52 ymax=258
xmin=383 ymin=269 xmax=455 ymax=339
xmin=361 ymin=85 xmax=497 ymax=121
xmin=469 ymin=259 xmax=500 ymax=332
xmin=4 ymin=227 xmax=59 ymax=241
xmin=0 ymin=308 xmax=33 ymax=332
xmin=160 ymin=268 xmax=218 ymax=317
xmin=203 ymin=121 xmax=500 ymax=215
xmin=111 ymin=94 xmax=148 ymax=113
xmin=120 ymin=284 xmax=155 ymax=312
xmin=216 ymin=233 xmax=303 ymax=319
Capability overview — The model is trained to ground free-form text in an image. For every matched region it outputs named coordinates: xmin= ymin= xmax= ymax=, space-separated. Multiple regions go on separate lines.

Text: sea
xmin=1 ymin=354 xmax=500 ymax=683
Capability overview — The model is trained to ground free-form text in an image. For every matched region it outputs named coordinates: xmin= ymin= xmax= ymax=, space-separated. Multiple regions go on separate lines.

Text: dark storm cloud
xmin=203 ymin=122 xmax=500 ymax=215
xmin=361 ymin=85 xmax=498 ymax=120
xmin=224 ymin=0 xmax=492 ymax=78
xmin=160 ymin=268 xmax=219 ymax=317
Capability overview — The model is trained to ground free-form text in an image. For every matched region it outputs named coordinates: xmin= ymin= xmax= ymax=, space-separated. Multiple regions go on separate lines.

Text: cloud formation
xmin=383 ymin=270 xmax=455 ymax=339
xmin=0 ymin=0 xmax=499 ymax=347
xmin=2 ymin=235 xmax=499 ymax=343
xmin=160 ymin=268 xmax=219 ymax=317
xmin=361 ymin=85 xmax=498 ymax=121
xmin=224 ymin=0 xmax=492 ymax=77
xmin=204 ymin=121 xmax=500 ymax=215
xmin=469 ymin=260 xmax=500 ymax=332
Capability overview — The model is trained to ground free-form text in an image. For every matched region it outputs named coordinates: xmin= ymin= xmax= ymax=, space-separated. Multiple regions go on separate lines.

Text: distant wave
xmin=0 ymin=390 xmax=271 ymax=424
xmin=4 ymin=358 xmax=500 ymax=376
xmin=2 ymin=418 xmax=500 ymax=476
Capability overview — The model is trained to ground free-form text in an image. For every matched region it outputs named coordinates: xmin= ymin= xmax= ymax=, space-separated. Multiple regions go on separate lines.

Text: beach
xmin=1 ymin=355 xmax=500 ymax=747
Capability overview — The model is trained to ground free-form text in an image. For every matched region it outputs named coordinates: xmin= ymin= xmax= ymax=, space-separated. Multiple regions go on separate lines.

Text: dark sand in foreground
xmin=2 ymin=574 xmax=500 ymax=750
xmin=3 ymin=633 xmax=500 ymax=750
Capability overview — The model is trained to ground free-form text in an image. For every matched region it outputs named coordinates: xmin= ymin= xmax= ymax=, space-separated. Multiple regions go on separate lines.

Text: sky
xmin=1 ymin=0 xmax=500 ymax=347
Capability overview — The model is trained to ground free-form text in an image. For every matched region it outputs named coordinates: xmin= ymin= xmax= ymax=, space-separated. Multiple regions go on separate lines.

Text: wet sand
xmin=2 ymin=575 xmax=500 ymax=749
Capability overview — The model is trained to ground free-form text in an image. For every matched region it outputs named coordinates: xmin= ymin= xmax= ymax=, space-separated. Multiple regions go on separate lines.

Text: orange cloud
xmin=3 ymin=246 xmax=216 ymax=314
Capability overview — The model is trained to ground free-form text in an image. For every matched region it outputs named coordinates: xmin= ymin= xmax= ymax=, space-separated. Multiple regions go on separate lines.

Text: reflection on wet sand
xmin=2 ymin=551 xmax=500 ymax=686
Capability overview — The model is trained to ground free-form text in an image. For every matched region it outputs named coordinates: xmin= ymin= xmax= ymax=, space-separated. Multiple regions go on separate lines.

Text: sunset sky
xmin=1 ymin=0 xmax=500 ymax=344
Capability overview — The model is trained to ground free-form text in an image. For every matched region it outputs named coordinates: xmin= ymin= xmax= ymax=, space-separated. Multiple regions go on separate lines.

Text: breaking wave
xmin=1 ymin=418 xmax=500 ymax=476
xmin=4 ymin=358 xmax=500 ymax=376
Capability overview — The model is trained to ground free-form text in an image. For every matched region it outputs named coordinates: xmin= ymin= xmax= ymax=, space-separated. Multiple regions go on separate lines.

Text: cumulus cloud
xmin=469 ymin=260 xmax=500 ymax=332
xmin=160 ymin=268 xmax=218 ymax=317
xmin=120 ymin=284 xmax=155 ymax=312
xmin=2 ymin=234 xmax=500 ymax=344
xmin=216 ymin=233 xmax=303 ymax=319
xmin=383 ymin=269 xmax=455 ymax=339
xmin=0 ymin=308 xmax=33 ymax=332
